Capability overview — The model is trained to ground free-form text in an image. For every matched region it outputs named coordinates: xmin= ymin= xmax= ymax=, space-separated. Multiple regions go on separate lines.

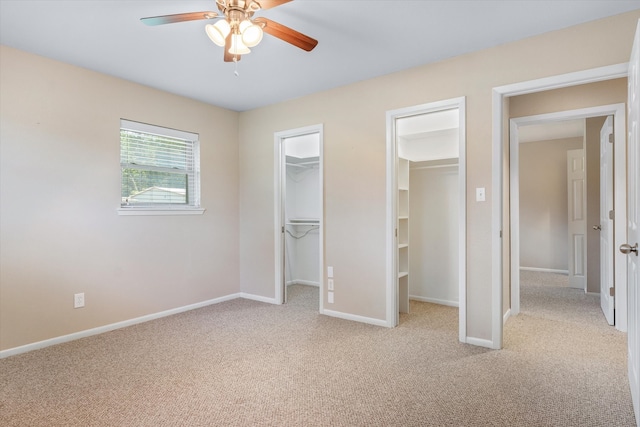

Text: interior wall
xmin=519 ymin=137 xmax=584 ymax=271
xmin=409 ymin=163 xmax=459 ymax=305
xmin=2 ymin=11 xmax=637 ymax=352
xmin=585 ymin=116 xmax=607 ymax=294
xmin=239 ymin=10 xmax=640 ymax=341
xmin=0 ymin=46 xmax=240 ymax=351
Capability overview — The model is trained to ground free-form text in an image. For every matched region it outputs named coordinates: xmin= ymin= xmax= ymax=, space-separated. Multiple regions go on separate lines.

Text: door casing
xmin=274 ymin=124 xmax=324 ymax=310
xmin=385 ymin=97 xmax=467 ymax=340
xmin=492 ymin=63 xmax=629 ymax=349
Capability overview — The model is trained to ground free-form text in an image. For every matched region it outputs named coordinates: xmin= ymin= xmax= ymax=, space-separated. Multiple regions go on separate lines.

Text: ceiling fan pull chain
xmin=234 ymin=57 xmax=240 ymax=77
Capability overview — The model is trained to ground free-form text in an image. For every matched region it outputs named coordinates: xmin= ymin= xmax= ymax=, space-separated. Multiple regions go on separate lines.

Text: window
xmin=118 ymin=119 xmax=203 ymax=215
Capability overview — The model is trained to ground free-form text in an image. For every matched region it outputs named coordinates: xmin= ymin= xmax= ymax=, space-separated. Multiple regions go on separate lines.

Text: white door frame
xmin=492 ymin=63 xmax=629 ymax=348
xmin=385 ymin=97 xmax=467 ymax=341
xmin=274 ymin=124 xmax=324 ymax=310
xmin=509 ymin=103 xmax=627 ymax=332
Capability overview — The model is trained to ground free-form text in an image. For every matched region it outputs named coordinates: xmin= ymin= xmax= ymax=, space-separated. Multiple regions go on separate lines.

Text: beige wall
xmin=0 ymin=46 xmax=240 ymax=351
xmin=519 ymin=137 xmax=584 ymax=271
xmin=238 ymin=11 xmax=640 ymax=342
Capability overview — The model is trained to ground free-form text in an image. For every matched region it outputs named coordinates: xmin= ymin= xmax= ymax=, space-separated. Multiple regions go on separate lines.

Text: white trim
xmin=274 ymin=124 xmax=324 ymax=309
xmin=385 ymin=97 xmax=467 ymax=340
xmin=322 ymin=309 xmax=389 ymax=327
xmin=465 ymin=337 xmax=495 ymax=349
xmin=491 ymin=89 xmax=504 ymax=350
xmin=385 ymin=107 xmax=399 ymax=327
xmin=410 ymin=295 xmax=459 ymax=307
xmin=120 ymin=119 xmax=198 ymax=141
xmin=494 ymin=63 xmax=628 ymax=97
xmin=504 ymin=308 xmax=511 ymax=325
xmin=510 ymin=103 xmax=627 ymax=331
xmin=239 ymin=292 xmax=279 ymax=304
xmin=492 ymin=63 xmax=629 ymax=349
xmin=586 ymin=291 xmax=600 ymax=296
xmin=520 ymin=267 xmax=569 ymax=275
xmin=117 ymin=208 xmax=205 ymax=216
xmin=0 ymin=293 xmax=240 ymax=359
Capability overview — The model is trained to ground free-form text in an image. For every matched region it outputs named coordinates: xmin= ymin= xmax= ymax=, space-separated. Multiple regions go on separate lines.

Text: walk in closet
xmin=283 ymin=133 xmax=321 ymax=291
xmin=396 ymin=108 xmax=461 ymax=313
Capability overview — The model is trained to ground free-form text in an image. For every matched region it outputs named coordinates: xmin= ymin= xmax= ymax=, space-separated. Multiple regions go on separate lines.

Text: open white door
xmin=600 ymin=116 xmax=615 ymax=325
xmin=625 ymin=19 xmax=640 ymax=427
xmin=567 ymin=149 xmax=587 ymax=290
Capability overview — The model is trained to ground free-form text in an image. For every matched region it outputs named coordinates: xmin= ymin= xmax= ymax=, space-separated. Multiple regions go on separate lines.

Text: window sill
xmin=117 ymin=208 xmax=205 ymax=216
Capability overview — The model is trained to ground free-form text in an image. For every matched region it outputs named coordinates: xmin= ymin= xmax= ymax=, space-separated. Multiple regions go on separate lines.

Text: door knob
xmin=620 ymin=243 xmax=638 ymax=256
xmin=593 ymin=225 xmax=602 ymax=231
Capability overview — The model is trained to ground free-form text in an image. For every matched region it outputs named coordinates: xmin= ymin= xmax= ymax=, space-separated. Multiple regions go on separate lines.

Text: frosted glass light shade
xmin=229 ymin=34 xmax=251 ymax=55
xmin=205 ymin=20 xmax=230 ymax=47
xmin=239 ymin=20 xmax=263 ymax=47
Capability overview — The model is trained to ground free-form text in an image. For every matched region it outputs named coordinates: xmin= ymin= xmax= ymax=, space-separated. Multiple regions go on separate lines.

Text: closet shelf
xmin=398 ymin=272 xmax=409 ymax=279
xmin=287 ymin=218 xmax=319 ymax=226
xmin=398 ymin=244 xmax=408 ymax=249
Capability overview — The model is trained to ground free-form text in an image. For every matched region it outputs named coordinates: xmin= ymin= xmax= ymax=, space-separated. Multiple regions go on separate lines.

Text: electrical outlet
xmin=74 ymin=293 xmax=85 ymax=309
xmin=328 ymin=279 xmax=334 ymax=291
xmin=328 ymin=291 xmax=334 ymax=304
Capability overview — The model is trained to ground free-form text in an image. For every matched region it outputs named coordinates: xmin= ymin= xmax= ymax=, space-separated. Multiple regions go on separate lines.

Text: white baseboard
xmin=465 ymin=336 xmax=497 ymax=349
xmin=520 ymin=267 xmax=569 ymax=275
xmin=503 ymin=308 xmax=511 ymax=325
xmin=239 ymin=292 xmax=279 ymax=304
xmin=321 ymin=309 xmax=389 ymax=327
xmin=286 ymin=280 xmax=320 ymax=287
xmin=0 ymin=293 xmax=241 ymax=359
xmin=586 ymin=291 xmax=600 ymax=296
xmin=409 ymin=295 xmax=459 ymax=307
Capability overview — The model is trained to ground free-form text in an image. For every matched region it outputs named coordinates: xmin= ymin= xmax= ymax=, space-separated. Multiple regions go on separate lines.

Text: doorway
xmin=385 ymin=97 xmax=466 ymax=340
xmin=274 ymin=124 xmax=324 ymax=309
xmin=509 ymin=104 xmax=626 ymax=331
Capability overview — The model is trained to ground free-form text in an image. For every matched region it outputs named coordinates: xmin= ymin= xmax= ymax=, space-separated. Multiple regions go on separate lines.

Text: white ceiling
xmin=1 ymin=1 xmax=638 ymax=112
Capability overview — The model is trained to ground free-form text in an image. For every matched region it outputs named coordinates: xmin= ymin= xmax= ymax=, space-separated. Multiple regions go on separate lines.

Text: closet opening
xmin=274 ymin=125 xmax=324 ymax=309
xmin=386 ymin=98 xmax=466 ymax=339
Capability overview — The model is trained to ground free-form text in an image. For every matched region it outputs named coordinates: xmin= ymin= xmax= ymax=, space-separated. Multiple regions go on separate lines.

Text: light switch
xmin=327 ymin=266 xmax=334 ymax=278
xmin=476 ymin=187 xmax=486 ymax=202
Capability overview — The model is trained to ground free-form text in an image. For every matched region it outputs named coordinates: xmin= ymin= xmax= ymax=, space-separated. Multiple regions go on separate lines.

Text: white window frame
xmin=117 ymin=119 xmax=204 ymax=216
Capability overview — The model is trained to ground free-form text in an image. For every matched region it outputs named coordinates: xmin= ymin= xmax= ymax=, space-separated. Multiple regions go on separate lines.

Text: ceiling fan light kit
xmin=205 ymin=20 xmax=230 ymax=47
xmin=229 ymin=34 xmax=251 ymax=55
xmin=141 ymin=0 xmax=318 ymax=65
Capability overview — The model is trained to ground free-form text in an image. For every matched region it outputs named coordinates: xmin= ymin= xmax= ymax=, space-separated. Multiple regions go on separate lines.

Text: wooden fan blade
xmin=141 ymin=11 xmax=218 ymax=26
xmin=254 ymin=17 xmax=318 ymax=52
xmin=255 ymin=0 xmax=294 ymax=10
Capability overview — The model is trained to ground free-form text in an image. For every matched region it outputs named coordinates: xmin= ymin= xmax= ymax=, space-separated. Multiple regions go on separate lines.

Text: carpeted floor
xmin=0 ymin=276 xmax=636 ymax=426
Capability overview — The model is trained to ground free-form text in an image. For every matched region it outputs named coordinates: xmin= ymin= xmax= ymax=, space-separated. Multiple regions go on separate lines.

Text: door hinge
xmin=610 ymin=287 xmax=615 ymax=297
xmin=609 ymin=133 xmax=614 ymax=144
xmin=500 ymin=230 xmax=503 ymax=238
xmin=395 ymin=228 xmax=398 ymax=237
xmin=282 ymin=226 xmax=285 ymax=233
xmin=609 ymin=210 xmax=615 ymax=220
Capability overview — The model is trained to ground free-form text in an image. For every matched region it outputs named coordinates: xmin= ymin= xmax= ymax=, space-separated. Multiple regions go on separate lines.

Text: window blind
xmin=120 ymin=120 xmax=200 ymax=208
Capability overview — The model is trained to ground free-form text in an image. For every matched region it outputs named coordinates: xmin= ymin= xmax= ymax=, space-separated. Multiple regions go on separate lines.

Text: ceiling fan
xmin=141 ymin=0 xmax=318 ymax=63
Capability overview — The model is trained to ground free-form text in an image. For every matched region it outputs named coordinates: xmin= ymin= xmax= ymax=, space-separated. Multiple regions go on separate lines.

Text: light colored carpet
xmin=0 ymin=278 xmax=636 ymax=426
